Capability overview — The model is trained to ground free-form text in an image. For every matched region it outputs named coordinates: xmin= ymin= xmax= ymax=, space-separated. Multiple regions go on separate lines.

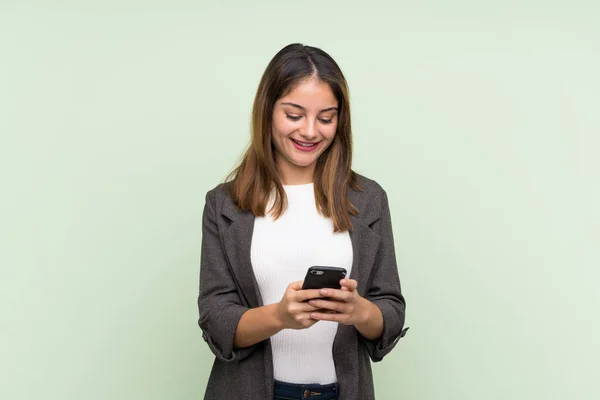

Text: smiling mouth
xmin=291 ymin=138 xmax=319 ymax=148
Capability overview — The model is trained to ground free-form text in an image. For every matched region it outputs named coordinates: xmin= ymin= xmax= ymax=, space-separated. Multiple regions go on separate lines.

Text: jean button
xmin=303 ymin=389 xmax=311 ymax=398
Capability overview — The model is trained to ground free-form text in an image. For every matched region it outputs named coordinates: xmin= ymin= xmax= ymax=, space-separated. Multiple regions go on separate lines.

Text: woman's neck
xmin=276 ymin=161 xmax=315 ymax=185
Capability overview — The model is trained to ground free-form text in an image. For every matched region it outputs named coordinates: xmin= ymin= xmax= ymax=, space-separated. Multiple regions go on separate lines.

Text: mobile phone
xmin=301 ymin=266 xmax=347 ymax=290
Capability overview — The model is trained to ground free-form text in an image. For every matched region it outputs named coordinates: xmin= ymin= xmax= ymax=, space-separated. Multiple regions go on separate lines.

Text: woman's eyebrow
xmin=281 ymin=102 xmax=338 ymax=113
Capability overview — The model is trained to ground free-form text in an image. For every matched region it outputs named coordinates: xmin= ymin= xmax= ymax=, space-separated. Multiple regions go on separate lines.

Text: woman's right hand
xmin=275 ymin=281 xmax=324 ymax=330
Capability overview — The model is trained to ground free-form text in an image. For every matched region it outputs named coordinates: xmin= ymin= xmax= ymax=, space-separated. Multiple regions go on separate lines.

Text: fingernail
xmin=320 ymin=289 xmax=327 ymax=295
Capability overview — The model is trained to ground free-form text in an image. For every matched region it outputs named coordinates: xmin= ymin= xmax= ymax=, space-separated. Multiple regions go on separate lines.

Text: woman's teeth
xmin=292 ymin=139 xmax=317 ymax=147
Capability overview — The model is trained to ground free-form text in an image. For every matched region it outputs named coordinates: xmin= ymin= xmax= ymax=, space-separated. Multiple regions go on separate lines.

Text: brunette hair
xmin=226 ymin=43 xmax=359 ymax=232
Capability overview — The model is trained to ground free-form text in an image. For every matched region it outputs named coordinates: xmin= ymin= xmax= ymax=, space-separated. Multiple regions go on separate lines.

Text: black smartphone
xmin=301 ymin=266 xmax=347 ymax=290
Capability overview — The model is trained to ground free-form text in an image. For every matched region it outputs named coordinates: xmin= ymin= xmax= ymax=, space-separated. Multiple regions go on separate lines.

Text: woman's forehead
xmin=278 ymin=79 xmax=337 ymax=110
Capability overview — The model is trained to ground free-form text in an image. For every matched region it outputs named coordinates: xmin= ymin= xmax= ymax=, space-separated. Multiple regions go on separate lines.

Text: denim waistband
xmin=274 ymin=380 xmax=339 ymax=399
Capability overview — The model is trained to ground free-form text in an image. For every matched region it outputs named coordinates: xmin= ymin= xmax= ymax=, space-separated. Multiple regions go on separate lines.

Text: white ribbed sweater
xmin=250 ymin=183 xmax=353 ymax=384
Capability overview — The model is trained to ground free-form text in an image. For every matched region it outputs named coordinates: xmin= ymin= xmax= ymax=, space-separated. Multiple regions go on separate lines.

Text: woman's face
xmin=271 ymin=77 xmax=339 ymax=182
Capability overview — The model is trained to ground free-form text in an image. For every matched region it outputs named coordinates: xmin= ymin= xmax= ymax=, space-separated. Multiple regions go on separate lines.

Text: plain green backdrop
xmin=1 ymin=1 xmax=598 ymax=399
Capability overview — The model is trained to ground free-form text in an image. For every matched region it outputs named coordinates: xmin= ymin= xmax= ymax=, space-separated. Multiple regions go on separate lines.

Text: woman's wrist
xmin=234 ymin=303 xmax=285 ymax=348
xmin=269 ymin=302 xmax=287 ymax=331
xmin=353 ymin=297 xmax=384 ymax=340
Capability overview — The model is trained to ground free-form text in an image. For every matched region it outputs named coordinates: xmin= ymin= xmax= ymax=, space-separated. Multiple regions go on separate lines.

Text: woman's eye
xmin=286 ymin=114 xmax=302 ymax=121
xmin=319 ymin=118 xmax=333 ymax=124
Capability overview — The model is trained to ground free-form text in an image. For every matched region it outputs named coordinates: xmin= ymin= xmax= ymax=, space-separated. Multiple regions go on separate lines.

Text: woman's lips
xmin=291 ymin=138 xmax=320 ymax=152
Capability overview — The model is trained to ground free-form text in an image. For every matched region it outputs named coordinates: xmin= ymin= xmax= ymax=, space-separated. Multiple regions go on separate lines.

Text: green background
xmin=1 ymin=1 xmax=598 ymax=399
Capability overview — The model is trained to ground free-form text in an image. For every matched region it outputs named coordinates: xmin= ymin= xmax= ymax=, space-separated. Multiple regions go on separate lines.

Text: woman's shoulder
xmin=204 ymin=174 xmax=389 ymax=212
xmin=350 ymin=172 xmax=391 ymax=223
xmin=204 ymin=181 xmax=234 ymax=207
xmin=353 ymin=171 xmax=387 ymax=198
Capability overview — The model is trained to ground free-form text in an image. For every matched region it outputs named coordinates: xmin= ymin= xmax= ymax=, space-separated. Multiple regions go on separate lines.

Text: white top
xmin=250 ymin=183 xmax=353 ymax=384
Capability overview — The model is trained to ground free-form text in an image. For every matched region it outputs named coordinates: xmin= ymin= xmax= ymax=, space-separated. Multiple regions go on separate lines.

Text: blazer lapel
xmin=220 ymin=195 xmax=263 ymax=308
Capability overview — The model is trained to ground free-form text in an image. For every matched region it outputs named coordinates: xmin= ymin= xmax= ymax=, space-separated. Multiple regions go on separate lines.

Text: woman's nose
xmin=300 ymin=120 xmax=318 ymax=139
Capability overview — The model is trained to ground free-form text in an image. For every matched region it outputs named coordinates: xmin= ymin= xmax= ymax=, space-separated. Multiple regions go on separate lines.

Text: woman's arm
xmin=198 ymin=190 xmax=254 ymax=362
xmin=234 ymin=281 xmax=324 ymax=348
xmin=309 ymin=188 xmax=408 ymax=361
xmin=234 ymin=304 xmax=283 ymax=348
xmin=353 ymin=298 xmax=384 ymax=340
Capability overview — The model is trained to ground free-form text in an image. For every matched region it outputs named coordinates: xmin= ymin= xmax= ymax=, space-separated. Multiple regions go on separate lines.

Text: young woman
xmin=198 ymin=43 xmax=408 ymax=400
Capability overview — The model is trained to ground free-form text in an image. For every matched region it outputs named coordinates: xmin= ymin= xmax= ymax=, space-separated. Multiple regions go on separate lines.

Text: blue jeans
xmin=274 ymin=380 xmax=339 ymax=400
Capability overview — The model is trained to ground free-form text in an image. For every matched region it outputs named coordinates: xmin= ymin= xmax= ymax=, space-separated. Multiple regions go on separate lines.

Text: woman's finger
xmin=340 ymin=279 xmax=358 ymax=291
xmin=292 ymin=302 xmax=321 ymax=312
xmin=308 ymin=299 xmax=348 ymax=313
xmin=318 ymin=288 xmax=353 ymax=302
xmin=310 ymin=311 xmax=347 ymax=323
xmin=294 ymin=288 xmax=324 ymax=302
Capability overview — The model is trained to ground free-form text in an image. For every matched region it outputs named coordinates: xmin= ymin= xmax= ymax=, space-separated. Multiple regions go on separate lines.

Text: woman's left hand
xmin=308 ymin=279 xmax=370 ymax=326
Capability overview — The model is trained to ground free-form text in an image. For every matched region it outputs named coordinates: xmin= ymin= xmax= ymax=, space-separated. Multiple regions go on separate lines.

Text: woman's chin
xmin=291 ymin=158 xmax=318 ymax=169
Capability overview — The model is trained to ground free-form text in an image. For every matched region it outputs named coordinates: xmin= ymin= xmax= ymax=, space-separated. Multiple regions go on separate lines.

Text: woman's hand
xmin=308 ymin=279 xmax=384 ymax=340
xmin=307 ymin=279 xmax=367 ymax=325
xmin=275 ymin=281 xmax=324 ymax=330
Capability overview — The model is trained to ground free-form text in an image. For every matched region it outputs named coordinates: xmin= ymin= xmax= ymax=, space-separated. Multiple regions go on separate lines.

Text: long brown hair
xmin=226 ymin=43 xmax=360 ymax=232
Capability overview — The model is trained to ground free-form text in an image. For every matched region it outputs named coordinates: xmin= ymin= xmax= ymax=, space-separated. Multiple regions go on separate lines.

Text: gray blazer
xmin=198 ymin=174 xmax=408 ymax=400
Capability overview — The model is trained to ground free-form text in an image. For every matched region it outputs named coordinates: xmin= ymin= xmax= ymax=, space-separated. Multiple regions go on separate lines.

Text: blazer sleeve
xmin=197 ymin=189 xmax=256 ymax=362
xmin=360 ymin=189 xmax=409 ymax=362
